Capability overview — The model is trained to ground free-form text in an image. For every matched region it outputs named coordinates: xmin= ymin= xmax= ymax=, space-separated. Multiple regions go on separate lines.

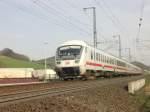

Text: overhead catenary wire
xmin=0 ymin=0 xmax=90 ymax=37
xmin=44 ymin=0 xmax=93 ymax=29
xmin=93 ymin=0 xmax=124 ymax=34
xmin=93 ymin=0 xmax=134 ymax=59
xmin=100 ymin=0 xmax=128 ymax=35
xmin=62 ymin=0 xmax=109 ymax=42
xmin=31 ymin=0 xmax=92 ymax=36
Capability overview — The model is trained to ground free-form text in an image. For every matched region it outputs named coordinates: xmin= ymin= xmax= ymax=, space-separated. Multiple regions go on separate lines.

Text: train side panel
xmin=55 ymin=40 xmax=142 ymax=79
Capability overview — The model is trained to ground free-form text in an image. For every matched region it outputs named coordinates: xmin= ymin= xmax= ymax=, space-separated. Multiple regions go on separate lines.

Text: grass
xmin=0 ymin=55 xmax=44 ymax=69
xmin=133 ymin=74 xmax=150 ymax=112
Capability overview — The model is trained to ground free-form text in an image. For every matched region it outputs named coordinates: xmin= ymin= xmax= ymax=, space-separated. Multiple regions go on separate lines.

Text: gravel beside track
xmin=0 ymin=81 xmax=77 ymax=95
xmin=0 ymin=76 xmax=144 ymax=95
xmin=0 ymin=76 xmax=144 ymax=112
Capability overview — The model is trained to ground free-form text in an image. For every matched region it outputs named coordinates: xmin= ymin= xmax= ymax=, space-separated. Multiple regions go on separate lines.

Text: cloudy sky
xmin=0 ymin=0 xmax=149 ymax=65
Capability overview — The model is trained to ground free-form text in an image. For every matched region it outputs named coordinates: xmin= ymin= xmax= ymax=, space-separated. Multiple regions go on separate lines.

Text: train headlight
xmin=56 ymin=61 xmax=61 ymax=64
xmin=75 ymin=60 xmax=80 ymax=63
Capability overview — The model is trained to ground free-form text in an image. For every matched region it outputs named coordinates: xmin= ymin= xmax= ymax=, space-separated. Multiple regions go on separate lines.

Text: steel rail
xmin=0 ymin=81 xmax=105 ymax=104
xmin=0 ymin=76 xmax=144 ymax=104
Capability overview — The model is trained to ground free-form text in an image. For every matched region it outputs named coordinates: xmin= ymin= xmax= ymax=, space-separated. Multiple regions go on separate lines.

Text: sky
xmin=0 ymin=0 xmax=150 ymax=65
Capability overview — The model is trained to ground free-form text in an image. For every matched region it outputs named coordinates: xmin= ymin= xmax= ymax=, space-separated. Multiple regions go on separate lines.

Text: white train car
xmin=55 ymin=40 xmax=142 ymax=80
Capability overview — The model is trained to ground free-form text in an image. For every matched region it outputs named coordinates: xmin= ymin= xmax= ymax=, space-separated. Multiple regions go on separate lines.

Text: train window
xmin=122 ymin=62 xmax=126 ymax=67
xmin=100 ymin=54 xmax=101 ymax=62
xmin=103 ymin=55 xmax=104 ymax=62
xmin=111 ymin=59 xmax=113 ymax=64
xmin=119 ymin=61 xmax=121 ymax=66
xmin=95 ymin=52 xmax=96 ymax=61
xmin=85 ymin=47 xmax=87 ymax=53
xmin=94 ymin=51 xmax=95 ymax=60
xmin=91 ymin=51 xmax=93 ymax=60
xmin=117 ymin=60 xmax=119 ymax=66
xmin=112 ymin=59 xmax=114 ymax=64
xmin=103 ymin=55 xmax=105 ymax=63
xmin=103 ymin=56 xmax=105 ymax=63
xmin=106 ymin=57 xmax=108 ymax=63
xmin=96 ymin=53 xmax=98 ymax=61
xmin=93 ymin=51 xmax=95 ymax=60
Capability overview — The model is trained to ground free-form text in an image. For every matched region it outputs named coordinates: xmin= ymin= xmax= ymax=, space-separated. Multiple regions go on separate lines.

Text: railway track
xmin=0 ymin=75 xmax=144 ymax=105
xmin=0 ymin=81 xmax=101 ymax=104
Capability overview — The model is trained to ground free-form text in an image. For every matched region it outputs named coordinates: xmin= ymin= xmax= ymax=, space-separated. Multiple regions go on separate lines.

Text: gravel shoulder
xmin=0 ymin=84 xmax=141 ymax=112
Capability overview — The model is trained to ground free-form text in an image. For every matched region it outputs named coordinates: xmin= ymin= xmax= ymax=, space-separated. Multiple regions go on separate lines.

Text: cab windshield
xmin=57 ymin=45 xmax=82 ymax=60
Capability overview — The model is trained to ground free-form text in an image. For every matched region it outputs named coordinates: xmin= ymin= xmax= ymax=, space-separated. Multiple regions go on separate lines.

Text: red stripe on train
xmin=86 ymin=62 xmax=103 ymax=67
xmin=86 ymin=61 xmax=127 ymax=70
xmin=86 ymin=61 xmax=113 ymax=69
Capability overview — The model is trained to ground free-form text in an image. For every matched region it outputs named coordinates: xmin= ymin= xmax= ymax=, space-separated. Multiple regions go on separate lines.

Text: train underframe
xmin=56 ymin=67 xmax=81 ymax=80
xmin=56 ymin=67 xmax=141 ymax=80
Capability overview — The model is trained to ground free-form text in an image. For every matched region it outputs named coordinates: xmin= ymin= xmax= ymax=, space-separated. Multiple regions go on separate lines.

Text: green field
xmin=0 ymin=55 xmax=44 ymax=69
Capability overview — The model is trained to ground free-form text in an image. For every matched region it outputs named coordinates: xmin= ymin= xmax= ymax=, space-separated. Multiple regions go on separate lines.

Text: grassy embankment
xmin=134 ymin=74 xmax=150 ymax=112
xmin=0 ymin=56 xmax=44 ymax=69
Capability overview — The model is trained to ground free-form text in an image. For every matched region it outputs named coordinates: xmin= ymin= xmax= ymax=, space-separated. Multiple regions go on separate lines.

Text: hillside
xmin=36 ymin=56 xmax=55 ymax=68
xmin=0 ymin=48 xmax=30 ymax=61
xmin=0 ymin=55 xmax=44 ymax=69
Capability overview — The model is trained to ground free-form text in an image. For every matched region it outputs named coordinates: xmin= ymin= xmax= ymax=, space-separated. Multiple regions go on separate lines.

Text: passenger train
xmin=55 ymin=40 xmax=142 ymax=80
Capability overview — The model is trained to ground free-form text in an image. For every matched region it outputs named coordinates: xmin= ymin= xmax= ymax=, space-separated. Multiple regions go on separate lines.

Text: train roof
xmin=61 ymin=40 xmax=125 ymax=60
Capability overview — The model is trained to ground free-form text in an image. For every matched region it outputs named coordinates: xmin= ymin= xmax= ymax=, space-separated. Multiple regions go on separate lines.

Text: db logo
xmin=65 ymin=61 xmax=70 ymax=64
